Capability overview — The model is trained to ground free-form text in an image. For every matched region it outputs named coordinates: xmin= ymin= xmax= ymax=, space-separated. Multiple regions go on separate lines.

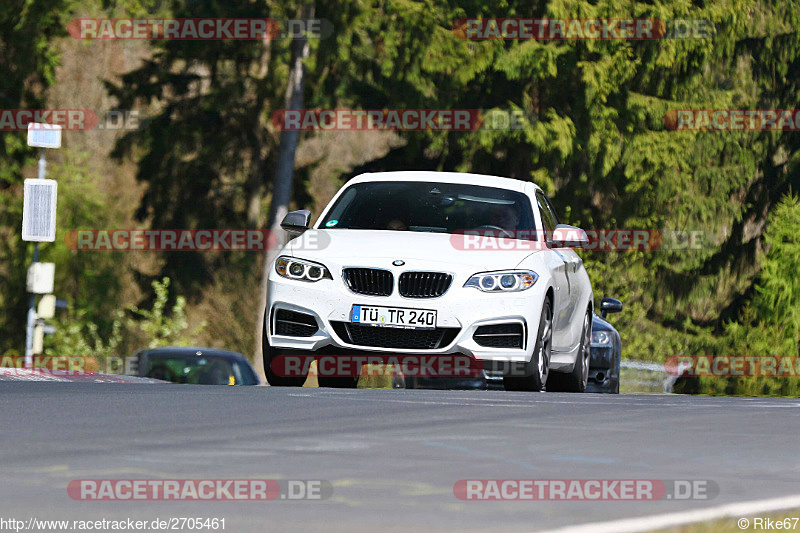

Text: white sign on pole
xmin=32 ymin=325 xmax=44 ymax=355
xmin=27 ymin=123 xmax=62 ymax=149
xmin=26 ymin=262 xmax=55 ymax=294
xmin=22 ymin=179 xmax=58 ymax=242
xmin=37 ymin=295 xmax=57 ymax=319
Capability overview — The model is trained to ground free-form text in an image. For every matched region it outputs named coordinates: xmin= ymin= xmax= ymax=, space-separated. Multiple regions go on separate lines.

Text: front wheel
xmin=550 ymin=310 xmax=591 ymax=393
xmin=503 ymin=299 xmax=552 ymax=392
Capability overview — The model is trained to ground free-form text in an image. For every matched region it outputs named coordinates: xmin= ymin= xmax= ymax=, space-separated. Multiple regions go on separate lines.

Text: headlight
xmin=591 ymin=330 xmax=612 ymax=346
xmin=275 ymin=256 xmax=332 ymax=282
xmin=464 ymin=270 xmax=538 ymax=292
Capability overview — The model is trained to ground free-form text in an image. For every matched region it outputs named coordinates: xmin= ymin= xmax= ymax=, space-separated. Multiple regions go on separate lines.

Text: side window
xmin=542 ymin=194 xmax=560 ymax=227
xmin=536 ymin=191 xmax=557 ymax=235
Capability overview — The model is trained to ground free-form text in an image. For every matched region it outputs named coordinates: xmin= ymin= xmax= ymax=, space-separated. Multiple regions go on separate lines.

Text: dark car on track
xmin=585 ymin=297 xmax=623 ymax=394
xmin=404 ymin=297 xmax=623 ymax=392
xmin=133 ymin=347 xmax=260 ymax=386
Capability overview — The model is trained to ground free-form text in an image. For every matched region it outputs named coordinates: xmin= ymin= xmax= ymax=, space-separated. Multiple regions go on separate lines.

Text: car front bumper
xmin=266 ymin=270 xmax=547 ymax=365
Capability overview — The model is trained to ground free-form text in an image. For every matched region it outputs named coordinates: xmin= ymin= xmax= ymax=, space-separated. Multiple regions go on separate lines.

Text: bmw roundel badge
xmin=392 ymin=260 xmax=405 ymax=266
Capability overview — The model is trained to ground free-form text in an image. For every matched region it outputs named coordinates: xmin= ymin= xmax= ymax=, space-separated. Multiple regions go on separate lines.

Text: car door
xmin=534 ymin=191 xmax=572 ymax=353
xmin=538 ymin=192 xmax=584 ymax=352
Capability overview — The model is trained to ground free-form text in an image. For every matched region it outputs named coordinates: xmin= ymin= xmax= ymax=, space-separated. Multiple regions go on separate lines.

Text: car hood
xmin=592 ymin=314 xmax=618 ymax=333
xmin=285 ymin=229 xmax=540 ymax=271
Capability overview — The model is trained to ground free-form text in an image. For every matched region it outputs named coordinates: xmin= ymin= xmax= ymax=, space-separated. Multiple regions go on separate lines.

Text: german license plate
xmin=352 ymin=305 xmax=437 ymax=329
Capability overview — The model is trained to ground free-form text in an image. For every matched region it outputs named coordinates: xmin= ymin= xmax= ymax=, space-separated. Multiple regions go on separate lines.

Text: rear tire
xmin=262 ymin=315 xmax=308 ymax=387
xmin=503 ymin=299 xmax=552 ymax=392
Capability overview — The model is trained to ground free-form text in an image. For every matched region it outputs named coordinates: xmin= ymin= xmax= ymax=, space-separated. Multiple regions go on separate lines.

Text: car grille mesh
xmin=331 ymin=322 xmax=459 ymax=350
xmin=398 ymin=272 xmax=452 ymax=298
xmin=274 ymin=309 xmax=318 ymax=337
xmin=342 ymin=268 xmax=394 ymax=296
xmin=472 ymin=323 xmax=525 ymax=349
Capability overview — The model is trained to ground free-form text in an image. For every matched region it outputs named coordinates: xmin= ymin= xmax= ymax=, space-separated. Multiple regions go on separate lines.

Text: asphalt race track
xmin=1 ymin=384 xmax=798 ymax=532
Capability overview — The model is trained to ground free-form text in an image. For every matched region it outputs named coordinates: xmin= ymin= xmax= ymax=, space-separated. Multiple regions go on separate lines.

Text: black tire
xmin=317 ymin=375 xmax=359 ymax=388
xmin=262 ymin=316 xmax=307 ymax=387
xmin=503 ymin=299 xmax=552 ymax=392
xmin=552 ymin=309 xmax=591 ymax=393
xmin=314 ymin=351 xmax=359 ymax=388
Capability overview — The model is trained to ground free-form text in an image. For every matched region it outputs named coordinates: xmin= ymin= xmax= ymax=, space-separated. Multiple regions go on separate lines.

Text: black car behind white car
xmin=586 ymin=297 xmax=623 ymax=394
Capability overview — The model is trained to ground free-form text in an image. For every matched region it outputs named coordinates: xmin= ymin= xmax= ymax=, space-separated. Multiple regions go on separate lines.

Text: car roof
xmin=137 ymin=346 xmax=246 ymax=360
xmin=349 ymin=171 xmax=540 ymax=194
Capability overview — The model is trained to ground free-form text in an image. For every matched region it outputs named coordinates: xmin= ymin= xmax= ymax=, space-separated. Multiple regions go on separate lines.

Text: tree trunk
xmin=254 ymin=3 xmax=314 ymax=380
xmin=244 ymin=26 xmax=273 ymax=229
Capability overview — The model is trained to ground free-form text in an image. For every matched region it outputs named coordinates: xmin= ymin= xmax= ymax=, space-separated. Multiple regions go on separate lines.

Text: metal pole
xmin=24 ymin=152 xmax=47 ymax=368
xmin=24 ymin=245 xmax=39 ymax=368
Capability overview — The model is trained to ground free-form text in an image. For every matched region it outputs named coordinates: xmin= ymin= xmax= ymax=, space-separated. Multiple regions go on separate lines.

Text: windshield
xmin=319 ymin=181 xmax=536 ymax=235
xmin=144 ymin=354 xmax=258 ymax=385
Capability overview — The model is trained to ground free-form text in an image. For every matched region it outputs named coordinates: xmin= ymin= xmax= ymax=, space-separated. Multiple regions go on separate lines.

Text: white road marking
xmin=279 ymin=389 xmax=800 ymax=413
xmin=304 ymin=393 xmax=800 ymax=411
xmin=293 ymin=392 xmax=798 ymax=409
xmin=535 ymin=494 xmax=800 ymax=533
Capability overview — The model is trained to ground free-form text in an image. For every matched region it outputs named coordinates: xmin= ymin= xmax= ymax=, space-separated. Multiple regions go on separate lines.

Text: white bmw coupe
xmin=263 ymin=171 xmax=594 ymax=392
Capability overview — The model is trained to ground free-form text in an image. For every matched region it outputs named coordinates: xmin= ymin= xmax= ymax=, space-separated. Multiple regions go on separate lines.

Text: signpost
xmin=23 ymin=123 xmax=61 ymax=368
xmin=26 ymin=123 xmax=62 ymax=149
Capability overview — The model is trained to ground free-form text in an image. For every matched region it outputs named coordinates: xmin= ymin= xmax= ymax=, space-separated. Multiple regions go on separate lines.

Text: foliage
xmin=46 ymin=277 xmax=205 ymax=366
xmin=750 ymin=194 xmax=800 ymax=348
xmin=676 ymin=194 xmax=800 ymax=395
xmin=129 ymin=277 xmax=205 ymax=349
xmin=0 ymin=0 xmax=77 ymax=353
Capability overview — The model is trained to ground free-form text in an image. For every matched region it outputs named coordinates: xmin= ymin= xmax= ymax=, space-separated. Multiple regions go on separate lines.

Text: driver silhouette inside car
xmin=485 ymin=203 xmax=521 ymax=237
xmin=386 ymin=218 xmax=408 ymax=231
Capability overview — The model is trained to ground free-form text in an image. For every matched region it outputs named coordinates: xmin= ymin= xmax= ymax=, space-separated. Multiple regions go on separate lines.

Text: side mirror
xmin=550 ymin=224 xmax=589 ymax=248
xmin=280 ymin=210 xmax=311 ymax=234
xmin=600 ymin=297 xmax=623 ymax=318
